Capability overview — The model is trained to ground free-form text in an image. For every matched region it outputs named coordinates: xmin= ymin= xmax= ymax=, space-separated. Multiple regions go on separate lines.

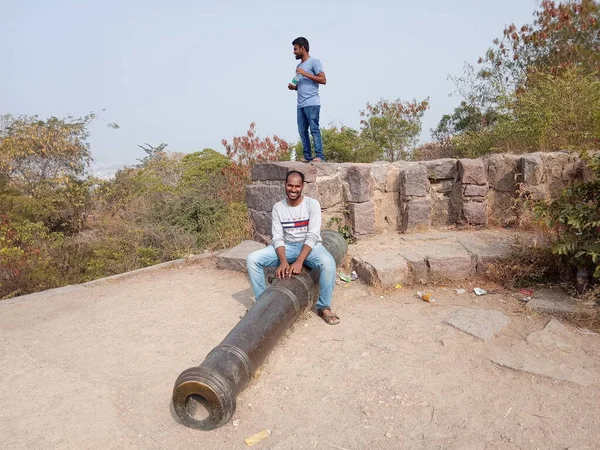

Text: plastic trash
xmin=417 ymin=291 xmax=435 ymax=303
xmin=473 ymin=288 xmax=487 ymax=296
xmin=338 ymin=272 xmax=351 ymax=282
xmin=351 ymin=270 xmax=358 ymax=281
xmin=395 ymin=283 xmax=402 ymax=289
xmin=455 ymin=288 xmax=466 ymax=295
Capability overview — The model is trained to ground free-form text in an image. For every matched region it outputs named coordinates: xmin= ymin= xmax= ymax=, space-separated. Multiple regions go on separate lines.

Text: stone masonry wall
xmin=247 ymin=152 xmax=588 ymax=243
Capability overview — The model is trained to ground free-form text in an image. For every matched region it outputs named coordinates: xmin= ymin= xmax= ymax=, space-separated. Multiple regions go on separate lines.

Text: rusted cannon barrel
xmin=172 ymin=229 xmax=347 ymax=430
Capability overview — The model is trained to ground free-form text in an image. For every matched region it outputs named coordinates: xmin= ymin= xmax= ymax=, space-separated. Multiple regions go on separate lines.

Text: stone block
xmin=246 ymin=185 xmax=285 ymax=212
xmin=520 ymin=153 xmax=544 ymax=185
xmin=430 ymin=179 xmax=455 ymax=194
xmin=349 ymin=201 xmax=375 ymax=236
xmin=461 ymin=201 xmax=488 ymax=225
xmin=427 ymin=243 xmax=475 ymax=280
xmin=351 ymin=253 xmax=409 ymax=289
xmin=370 ymin=163 xmax=390 ymax=192
xmin=483 ymin=154 xmax=520 ymax=192
xmin=401 ymin=198 xmax=430 ymax=232
xmin=430 ymin=193 xmax=454 ymax=228
xmin=458 ymin=159 xmax=486 ymax=185
xmin=344 ymin=166 xmax=373 ymax=203
xmin=302 ymin=182 xmax=318 ymax=199
xmin=486 ymin=190 xmax=518 ymax=227
xmin=216 ymin=240 xmax=267 ymax=272
xmin=464 ymin=184 xmax=489 ymax=197
xmin=251 ymin=162 xmax=317 ymax=182
xmin=315 ymin=176 xmax=342 ymax=208
xmin=385 ymin=165 xmax=401 ymax=192
xmin=401 ymin=164 xmax=430 ymax=198
xmin=422 ymin=158 xmax=457 ymax=180
xmin=380 ymin=192 xmax=400 ymax=231
xmin=526 ymin=289 xmax=577 ymax=316
xmin=248 ymin=209 xmax=272 ymax=241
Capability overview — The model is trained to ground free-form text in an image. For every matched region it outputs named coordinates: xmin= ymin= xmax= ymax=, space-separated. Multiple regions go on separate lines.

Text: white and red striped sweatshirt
xmin=271 ymin=196 xmax=322 ymax=249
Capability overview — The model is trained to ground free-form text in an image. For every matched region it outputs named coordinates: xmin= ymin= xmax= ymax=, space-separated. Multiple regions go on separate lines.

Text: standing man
xmin=246 ymin=170 xmax=340 ymax=325
xmin=288 ymin=37 xmax=327 ymax=163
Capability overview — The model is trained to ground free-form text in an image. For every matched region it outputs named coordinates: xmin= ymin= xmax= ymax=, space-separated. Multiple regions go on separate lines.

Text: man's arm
xmin=288 ymin=199 xmax=322 ymax=274
xmin=296 ymin=69 xmax=327 ymax=85
xmin=272 ymin=206 xmax=290 ymax=277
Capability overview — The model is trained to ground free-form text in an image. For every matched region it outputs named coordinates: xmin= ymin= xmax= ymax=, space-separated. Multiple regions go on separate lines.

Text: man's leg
xmin=303 ymin=243 xmax=336 ymax=310
xmin=306 ymin=105 xmax=324 ymax=161
xmin=297 ymin=107 xmax=312 ymax=161
xmin=246 ymin=244 xmax=304 ymax=300
xmin=246 ymin=246 xmax=279 ymax=300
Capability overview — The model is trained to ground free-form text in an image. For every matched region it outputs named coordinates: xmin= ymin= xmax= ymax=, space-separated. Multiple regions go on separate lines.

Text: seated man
xmin=246 ymin=170 xmax=339 ymax=325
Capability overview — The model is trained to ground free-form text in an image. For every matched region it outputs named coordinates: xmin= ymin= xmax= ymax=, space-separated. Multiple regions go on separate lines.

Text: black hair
xmin=292 ymin=37 xmax=309 ymax=52
xmin=285 ymin=170 xmax=305 ymax=183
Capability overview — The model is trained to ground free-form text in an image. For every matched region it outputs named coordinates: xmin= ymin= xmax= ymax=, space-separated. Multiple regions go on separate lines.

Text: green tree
xmin=359 ymin=98 xmax=429 ymax=161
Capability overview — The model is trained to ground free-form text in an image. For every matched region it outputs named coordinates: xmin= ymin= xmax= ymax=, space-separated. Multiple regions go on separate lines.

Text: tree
xmin=0 ymin=113 xmax=118 ymax=197
xmin=359 ymin=98 xmax=429 ymax=161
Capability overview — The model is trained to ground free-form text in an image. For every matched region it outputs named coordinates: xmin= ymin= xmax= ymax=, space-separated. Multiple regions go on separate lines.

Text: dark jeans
xmin=297 ymin=105 xmax=324 ymax=161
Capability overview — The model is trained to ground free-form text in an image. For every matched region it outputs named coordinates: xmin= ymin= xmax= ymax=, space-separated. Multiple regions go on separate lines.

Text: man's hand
xmin=289 ymin=260 xmax=304 ymax=275
xmin=276 ymin=261 xmax=291 ymax=278
xmin=296 ymin=68 xmax=309 ymax=77
xmin=288 ymin=83 xmax=297 ymax=90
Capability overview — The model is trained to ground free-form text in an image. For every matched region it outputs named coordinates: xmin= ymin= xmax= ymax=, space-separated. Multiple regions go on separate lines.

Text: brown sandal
xmin=318 ymin=307 xmax=340 ymax=325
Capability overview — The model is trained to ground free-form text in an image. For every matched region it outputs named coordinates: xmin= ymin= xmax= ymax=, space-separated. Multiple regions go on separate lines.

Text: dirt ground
xmin=1 ymin=258 xmax=599 ymax=450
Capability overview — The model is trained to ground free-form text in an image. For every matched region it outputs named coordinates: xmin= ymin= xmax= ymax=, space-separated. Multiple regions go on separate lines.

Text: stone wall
xmin=247 ymin=152 xmax=587 ymax=243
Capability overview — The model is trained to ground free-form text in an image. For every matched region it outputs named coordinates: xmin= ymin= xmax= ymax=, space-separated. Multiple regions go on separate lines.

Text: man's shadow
xmin=231 ymin=287 xmax=255 ymax=310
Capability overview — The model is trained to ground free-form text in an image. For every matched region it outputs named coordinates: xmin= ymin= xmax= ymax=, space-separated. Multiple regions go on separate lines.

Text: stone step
xmin=349 ymin=229 xmax=536 ymax=288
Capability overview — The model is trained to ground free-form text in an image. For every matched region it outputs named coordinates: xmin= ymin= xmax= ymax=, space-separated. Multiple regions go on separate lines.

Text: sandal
xmin=317 ymin=307 xmax=340 ymax=325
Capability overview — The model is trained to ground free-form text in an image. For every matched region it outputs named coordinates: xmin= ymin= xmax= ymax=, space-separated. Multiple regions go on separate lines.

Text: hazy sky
xmin=2 ymin=0 xmax=539 ymax=168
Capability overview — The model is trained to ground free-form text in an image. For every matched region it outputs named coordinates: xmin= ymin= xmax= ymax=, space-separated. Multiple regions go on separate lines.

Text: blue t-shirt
xmin=296 ymin=57 xmax=323 ymax=108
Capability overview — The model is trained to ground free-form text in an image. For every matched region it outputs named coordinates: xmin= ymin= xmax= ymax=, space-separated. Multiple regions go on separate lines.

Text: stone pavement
xmin=349 ymin=229 xmax=535 ymax=288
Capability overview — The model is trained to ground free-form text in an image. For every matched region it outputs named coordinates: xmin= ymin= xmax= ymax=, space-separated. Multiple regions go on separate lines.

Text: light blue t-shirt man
xmin=289 ymin=37 xmax=327 ymax=163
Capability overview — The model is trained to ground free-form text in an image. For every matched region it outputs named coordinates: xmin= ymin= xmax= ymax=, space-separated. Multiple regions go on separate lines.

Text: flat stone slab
xmin=444 ymin=307 xmax=509 ymax=341
xmin=526 ymin=289 xmax=577 ymax=315
xmin=216 ymin=240 xmax=266 ymax=272
xmin=488 ymin=319 xmax=598 ymax=387
xmin=352 ymin=252 xmax=408 ymax=289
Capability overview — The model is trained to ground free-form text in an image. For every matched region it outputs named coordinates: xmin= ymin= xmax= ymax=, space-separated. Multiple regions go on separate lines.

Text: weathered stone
xmin=351 ymin=252 xmax=409 ymax=288
xmin=445 ymin=308 xmax=509 ymax=341
xmin=427 ymin=242 xmax=475 ymax=280
xmin=344 ymin=166 xmax=373 ymax=203
xmin=526 ymin=289 xmax=577 ymax=315
xmin=422 ymin=159 xmax=457 ymax=180
xmin=248 ymin=209 xmax=272 ymax=243
xmin=430 ymin=179 xmax=455 ymax=194
xmin=486 ymin=190 xmax=517 ymax=227
xmin=430 ymin=193 xmax=454 ymax=228
xmin=216 ymin=240 xmax=266 ymax=272
xmin=458 ymin=233 xmax=515 ymax=275
xmin=520 ymin=153 xmax=544 ymax=185
xmin=526 ymin=319 xmax=574 ymax=352
xmin=483 ymin=154 xmax=520 ymax=192
xmin=401 ymin=198 xmax=430 ymax=232
xmin=458 ymin=159 xmax=486 ymax=185
xmin=349 ymin=201 xmax=375 ymax=236
xmin=370 ymin=163 xmax=390 ymax=192
xmin=461 ymin=201 xmax=488 ymax=225
xmin=251 ymin=161 xmax=317 ymax=182
xmin=385 ymin=165 xmax=401 ymax=192
xmin=303 ymin=182 xmax=317 ymax=199
xmin=540 ymin=152 xmax=576 ymax=198
xmin=246 ymin=185 xmax=285 ymax=212
xmin=401 ymin=164 xmax=430 ymax=198
xmin=315 ymin=176 xmax=342 ymax=208
xmin=464 ymin=184 xmax=489 ymax=197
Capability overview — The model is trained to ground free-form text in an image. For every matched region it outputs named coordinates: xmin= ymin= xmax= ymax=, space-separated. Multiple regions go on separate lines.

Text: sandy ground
xmin=1 ymin=258 xmax=599 ymax=450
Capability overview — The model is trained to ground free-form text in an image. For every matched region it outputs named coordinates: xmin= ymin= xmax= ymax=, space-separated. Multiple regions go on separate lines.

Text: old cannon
xmin=171 ymin=229 xmax=347 ymax=430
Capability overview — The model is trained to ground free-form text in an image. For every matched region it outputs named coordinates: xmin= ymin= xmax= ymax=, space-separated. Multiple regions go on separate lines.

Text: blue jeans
xmin=246 ymin=242 xmax=336 ymax=309
xmin=297 ymin=105 xmax=324 ymax=161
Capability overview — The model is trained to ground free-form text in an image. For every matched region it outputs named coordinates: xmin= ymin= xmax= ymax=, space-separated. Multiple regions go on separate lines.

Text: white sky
xmin=2 ymin=0 xmax=539 ymax=167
